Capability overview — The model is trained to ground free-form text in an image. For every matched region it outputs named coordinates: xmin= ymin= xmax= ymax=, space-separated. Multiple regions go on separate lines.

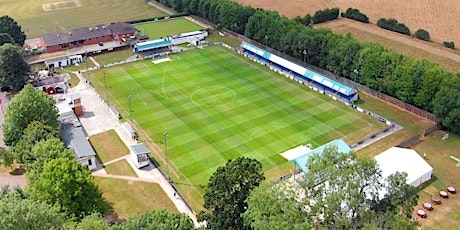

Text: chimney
xmin=95 ymin=26 xmax=98 ymax=31
xmin=89 ymin=27 xmax=92 ymax=32
xmin=69 ymin=32 xmax=72 ymax=36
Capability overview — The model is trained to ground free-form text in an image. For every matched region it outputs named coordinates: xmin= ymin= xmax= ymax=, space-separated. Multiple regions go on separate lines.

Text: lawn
xmin=89 ymin=129 xmax=129 ymax=163
xmin=88 ymin=46 xmax=383 ymax=199
xmin=136 ymin=18 xmax=203 ymax=39
xmin=93 ymin=49 xmax=134 ymax=66
xmin=104 ymin=159 xmax=138 ymax=177
xmin=1 ymin=0 xmax=167 ymax=39
xmin=95 ymin=177 xmax=178 ymax=220
xmin=412 ymin=132 xmax=460 ymax=229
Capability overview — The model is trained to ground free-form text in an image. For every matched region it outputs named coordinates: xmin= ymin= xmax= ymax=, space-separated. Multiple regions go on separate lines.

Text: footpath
xmin=69 ymin=66 xmax=199 ymax=227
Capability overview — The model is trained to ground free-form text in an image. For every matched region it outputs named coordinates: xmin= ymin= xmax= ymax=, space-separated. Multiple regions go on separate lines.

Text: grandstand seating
xmin=241 ymin=41 xmax=358 ymax=102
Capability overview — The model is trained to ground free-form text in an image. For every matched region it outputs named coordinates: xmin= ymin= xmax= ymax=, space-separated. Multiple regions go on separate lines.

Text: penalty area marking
xmin=136 ymin=92 xmax=148 ymax=106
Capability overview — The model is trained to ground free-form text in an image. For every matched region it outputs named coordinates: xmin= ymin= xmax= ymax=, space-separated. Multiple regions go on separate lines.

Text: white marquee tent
xmin=375 ymin=147 xmax=433 ymax=188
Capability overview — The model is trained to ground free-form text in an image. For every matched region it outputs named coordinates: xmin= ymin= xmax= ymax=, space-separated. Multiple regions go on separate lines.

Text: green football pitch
xmin=91 ymin=46 xmax=380 ymax=190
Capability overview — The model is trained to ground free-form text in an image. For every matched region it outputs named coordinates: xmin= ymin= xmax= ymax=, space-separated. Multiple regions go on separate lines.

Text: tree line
xmin=155 ymin=0 xmax=460 ymax=134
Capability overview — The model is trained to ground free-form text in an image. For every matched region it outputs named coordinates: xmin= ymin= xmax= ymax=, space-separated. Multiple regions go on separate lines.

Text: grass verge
xmin=104 ymin=159 xmax=137 ymax=177
xmin=95 ymin=177 xmax=178 ymax=220
xmin=89 ymin=129 xmax=128 ymax=163
xmin=135 ymin=18 xmax=203 ymax=39
xmin=93 ymin=49 xmax=134 ymax=66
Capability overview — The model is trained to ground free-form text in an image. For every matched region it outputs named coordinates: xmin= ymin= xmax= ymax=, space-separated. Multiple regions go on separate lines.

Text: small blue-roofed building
xmin=241 ymin=41 xmax=359 ymax=102
xmin=133 ymin=39 xmax=173 ymax=57
xmin=280 ymin=139 xmax=352 ymax=174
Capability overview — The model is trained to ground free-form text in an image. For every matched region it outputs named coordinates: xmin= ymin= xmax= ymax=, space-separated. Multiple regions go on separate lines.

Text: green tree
xmin=415 ymin=29 xmax=430 ymax=41
xmin=27 ymin=138 xmax=74 ymax=182
xmin=244 ymin=182 xmax=310 ymax=230
xmin=0 ymin=190 xmax=66 ymax=230
xmin=0 ymin=43 xmax=30 ymax=92
xmin=65 ymin=213 xmax=110 ymax=230
xmin=0 ymin=33 xmax=14 ymax=46
xmin=0 ymin=15 xmax=26 ymax=46
xmin=30 ymin=158 xmax=105 ymax=219
xmin=201 ymin=157 xmax=264 ymax=230
xmin=8 ymin=121 xmax=60 ymax=166
xmin=3 ymin=85 xmax=58 ymax=146
xmin=113 ymin=210 xmax=194 ymax=230
xmin=302 ymin=146 xmax=417 ymax=229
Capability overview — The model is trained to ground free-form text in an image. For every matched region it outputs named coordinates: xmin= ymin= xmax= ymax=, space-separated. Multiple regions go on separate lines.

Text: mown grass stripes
xmin=91 ymin=46 xmax=378 ymax=192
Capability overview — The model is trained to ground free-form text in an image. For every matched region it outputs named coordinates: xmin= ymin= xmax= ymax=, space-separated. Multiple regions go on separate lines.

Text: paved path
xmin=69 ymin=72 xmax=199 ymax=227
xmin=0 ymin=173 xmax=26 ymax=189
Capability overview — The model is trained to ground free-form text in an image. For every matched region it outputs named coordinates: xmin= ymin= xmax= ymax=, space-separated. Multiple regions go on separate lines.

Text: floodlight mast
xmin=164 ymin=131 xmax=171 ymax=183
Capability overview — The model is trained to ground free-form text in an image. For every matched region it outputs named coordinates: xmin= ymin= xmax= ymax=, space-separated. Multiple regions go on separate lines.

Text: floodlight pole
xmin=103 ymin=69 xmax=109 ymax=106
xmin=303 ymin=49 xmax=307 ymax=65
xmin=128 ymin=95 xmax=132 ymax=117
xmin=164 ymin=131 xmax=171 ymax=184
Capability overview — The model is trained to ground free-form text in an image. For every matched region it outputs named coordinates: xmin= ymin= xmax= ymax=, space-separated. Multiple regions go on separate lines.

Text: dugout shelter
xmin=241 ymin=41 xmax=358 ymax=102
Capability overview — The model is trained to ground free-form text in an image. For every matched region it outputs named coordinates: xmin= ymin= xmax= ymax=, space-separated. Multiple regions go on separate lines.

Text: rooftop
xmin=42 ymin=25 xmax=111 ymax=46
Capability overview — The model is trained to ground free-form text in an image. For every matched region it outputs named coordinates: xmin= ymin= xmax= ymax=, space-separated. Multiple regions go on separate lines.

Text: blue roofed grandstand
xmin=241 ymin=41 xmax=359 ymax=102
xmin=133 ymin=39 xmax=173 ymax=58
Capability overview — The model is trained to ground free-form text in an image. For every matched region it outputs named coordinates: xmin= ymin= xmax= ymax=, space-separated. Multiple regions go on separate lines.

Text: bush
xmin=312 ymin=8 xmax=339 ymax=24
xmin=377 ymin=18 xmax=410 ymax=35
xmin=415 ymin=29 xmax=430 ymax=41
xmin=443 ymin=41 xmax=455 ymax=49
xmin=341 ymin=8 xmax=369 ymax=23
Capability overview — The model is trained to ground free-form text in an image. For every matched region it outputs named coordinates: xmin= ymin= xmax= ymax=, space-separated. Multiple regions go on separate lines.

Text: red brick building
xmin=108 ymin=22 xmax=139 ymax=42
xmin=41 ymin=24 xmax=112 ymax=53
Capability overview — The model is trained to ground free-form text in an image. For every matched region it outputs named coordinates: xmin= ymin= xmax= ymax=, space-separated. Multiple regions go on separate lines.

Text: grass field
xmin=89 ymin=129 xmax=129 ymax=163
xmin=135 ymin=18 xmax=203 ymax=40
xmin=89 ymin=46 xmax=383 ymax=196
xmin=95 ymin=177 xmax=178 ymax=220
xmin=104 ymin=160 xmax=138 ymax=177
xmin=0 ymin=0 xmax=167 ymax=39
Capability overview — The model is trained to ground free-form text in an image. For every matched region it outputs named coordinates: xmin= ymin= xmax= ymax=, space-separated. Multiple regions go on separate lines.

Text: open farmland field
xmin=136 ymin=18 xmax=204 ymax=40
xmin=315 ymin=19 xmax=460 ymax=73
xmin=236 ymin=0 xmax=460 ymax=46
xmin=88 ymin=46 xmax=385 ymax=200
xmin=0 ymin=0 xmax=167 ymax=39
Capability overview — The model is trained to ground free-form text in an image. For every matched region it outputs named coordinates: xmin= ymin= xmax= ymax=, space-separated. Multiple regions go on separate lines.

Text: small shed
xmin=122 ymin=122 xmax=137 ymax=140
xmin=130 ymin=143 xmax=150 ymax=168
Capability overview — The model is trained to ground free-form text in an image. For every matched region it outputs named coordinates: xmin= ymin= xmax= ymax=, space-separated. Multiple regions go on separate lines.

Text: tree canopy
xmin=29 ymin=158 xmax=105 ymax=219
xmin=244 ymin=182 xmax=310 ymax=230
xmin=113 ymin=210 xmax=194 ymax=230
xmin=0 ymin=189 xmax=66 ymax=230
xmin=0 ymin=43 xmax=30 ymax=92
xmin=201 ymin=157 xmax=264 ymax=230
xmin=65 ymin=213 xmax=111 ymax=230
xmin=0 ymin=33 xmax=14 ymax=46
xmin=0 ymin=16 xmax=26 ymax=46
xmin=302 ymin=146 xmax=417 ymax=229
xmin=3 ymin=85 xmax=58 ymax=146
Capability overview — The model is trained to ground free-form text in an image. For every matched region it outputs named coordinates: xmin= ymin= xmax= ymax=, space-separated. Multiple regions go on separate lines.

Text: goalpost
xmin=152 ymin=52 xmax=171 ymax=64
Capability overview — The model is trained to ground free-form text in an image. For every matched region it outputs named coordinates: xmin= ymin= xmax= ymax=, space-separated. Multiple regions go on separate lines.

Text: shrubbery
xmin=312 ymin=8 xmax=339 ymax=24
xmin=415 ymin=29 xmax=430 ymax=41
xmin=443 ymin=41 xmax=455 ymax=49
xmin=377 ymin=18 xmax=411 ymax=35
xmin=341 ymin=8 xmax=369 ymax=23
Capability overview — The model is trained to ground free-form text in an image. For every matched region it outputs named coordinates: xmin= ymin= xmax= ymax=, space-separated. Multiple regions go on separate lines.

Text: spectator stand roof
xmin=280 ymin=139 xmax=352 ymax=173
xmin=241 ymin=41 xmax=357 ymax=98
xmin=133 ymin=39 xmax=172 ymax=53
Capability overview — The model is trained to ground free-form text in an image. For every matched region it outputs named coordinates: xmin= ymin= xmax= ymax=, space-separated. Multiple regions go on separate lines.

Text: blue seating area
xmin=241 ymin=41 xmax=358 ymax=102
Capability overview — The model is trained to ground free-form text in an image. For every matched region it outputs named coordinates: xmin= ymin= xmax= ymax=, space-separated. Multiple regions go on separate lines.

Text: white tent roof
xmin=280 ymin=145 xmax=311 ymax=161
xmin=375 ymin=147 xmax=433 ymax=187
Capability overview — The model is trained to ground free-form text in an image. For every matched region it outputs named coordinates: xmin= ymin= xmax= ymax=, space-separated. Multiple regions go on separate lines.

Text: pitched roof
xmin=130 ymin=143 xmax=150 ymax=155
xmin=108 ymin=22 xmax=139 ymax=35
xmin=42 ymin=25 xmax=111 ymax=47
